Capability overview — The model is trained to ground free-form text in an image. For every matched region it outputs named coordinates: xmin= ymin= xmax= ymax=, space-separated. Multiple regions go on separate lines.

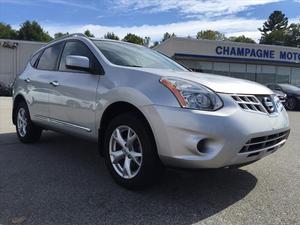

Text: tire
xmin=15 ymin=101 xmax=42 ymax=143
xmin=103 ymin=113 xmax=164 ymax=189
xmin=285 ymin=97 xmax=297 ymax=111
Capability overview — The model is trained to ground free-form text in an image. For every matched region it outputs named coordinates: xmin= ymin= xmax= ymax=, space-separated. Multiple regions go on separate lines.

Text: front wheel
xmin=103 ymin=113 xmax=164 ymax=189
xmin=16 ymin=101 xmax=42 ymax=143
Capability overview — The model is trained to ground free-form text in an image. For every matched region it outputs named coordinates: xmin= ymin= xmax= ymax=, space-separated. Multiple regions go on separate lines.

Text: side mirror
xmin=66 ymin=55 xmax=90 ymax=71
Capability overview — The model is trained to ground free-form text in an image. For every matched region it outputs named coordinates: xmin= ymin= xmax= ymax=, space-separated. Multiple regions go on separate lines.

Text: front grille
xmin=232 ymin=95 xmax=276 ymax=114
xmin=240 ymin=130 xmax=290 ymax=153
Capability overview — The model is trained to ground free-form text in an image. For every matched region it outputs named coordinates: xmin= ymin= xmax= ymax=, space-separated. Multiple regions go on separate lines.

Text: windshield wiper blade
xmin=125 ymin=65 xmax=142 ymax=68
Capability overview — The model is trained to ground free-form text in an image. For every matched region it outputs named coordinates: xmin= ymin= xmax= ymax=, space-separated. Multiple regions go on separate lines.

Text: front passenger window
xmin=59 ymin=41 xmax=102 ymax=74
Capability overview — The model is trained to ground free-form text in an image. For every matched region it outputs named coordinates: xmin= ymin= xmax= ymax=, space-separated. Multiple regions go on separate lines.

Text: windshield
xmin=279 ymin=84 xmax=300 ymax=92
xmin=92 ymin=40 xmax=187 ymax=71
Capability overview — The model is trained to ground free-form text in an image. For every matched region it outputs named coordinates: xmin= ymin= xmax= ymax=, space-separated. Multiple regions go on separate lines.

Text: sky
xmin=0 ymin=0 xmax=300 ymax=42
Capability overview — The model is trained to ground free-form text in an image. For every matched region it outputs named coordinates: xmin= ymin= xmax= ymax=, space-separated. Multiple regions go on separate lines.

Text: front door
xmin=48 ymin=40 xmax=102 ymax=137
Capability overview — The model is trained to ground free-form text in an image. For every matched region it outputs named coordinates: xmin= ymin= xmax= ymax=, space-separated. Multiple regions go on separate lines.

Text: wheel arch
xmin=12 ymin=94 xmax=27 ymax=125
xmin=98 ymin=101 xmax=157 ymax=156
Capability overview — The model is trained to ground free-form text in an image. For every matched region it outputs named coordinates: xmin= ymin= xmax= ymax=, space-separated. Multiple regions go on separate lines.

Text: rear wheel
xmin=103 ymin=113 xmax=164 ymax=189
xmin=285 ymin=97 xmax=297 ymax=110
xmin=16 ymin=101 xmax=42 ymax=143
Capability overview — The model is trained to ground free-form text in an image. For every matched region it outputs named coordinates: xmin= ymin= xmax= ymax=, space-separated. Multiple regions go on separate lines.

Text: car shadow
xmin=0 ymin=131 xmax=257 ymax=225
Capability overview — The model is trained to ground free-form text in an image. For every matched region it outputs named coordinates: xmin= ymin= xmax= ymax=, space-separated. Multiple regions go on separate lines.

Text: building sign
xmin=0 ymin=41 xmax=18 ymax=49
xmin=215 ymin=45 xmax=300 ymax=63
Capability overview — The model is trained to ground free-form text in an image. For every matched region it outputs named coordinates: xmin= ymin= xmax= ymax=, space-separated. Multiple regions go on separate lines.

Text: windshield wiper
xmin=124 ymin=65 xmax=143 ymax=68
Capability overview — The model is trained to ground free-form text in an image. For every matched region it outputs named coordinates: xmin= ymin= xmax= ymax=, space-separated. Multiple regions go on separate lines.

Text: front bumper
xmin=142 ymin=94 xmax=290 ymax=169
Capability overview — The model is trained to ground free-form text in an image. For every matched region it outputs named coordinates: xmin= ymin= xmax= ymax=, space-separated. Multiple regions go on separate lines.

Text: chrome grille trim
xmin=240 ymin=139 xmax=286 ymax=155
xmin=244 ymin=132 xmax=288 ymax=146
xmin=239 ymin=130 xmax=290 ymax=154
xmin=232 ymin=94 xmax=268 ymax=114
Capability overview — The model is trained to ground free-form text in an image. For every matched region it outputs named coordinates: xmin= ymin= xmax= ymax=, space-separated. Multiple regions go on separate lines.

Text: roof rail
xmin=46 ymin=33 xmax=87 ymax=45
xmin=66 ymin=33 xmax=87 ymax=38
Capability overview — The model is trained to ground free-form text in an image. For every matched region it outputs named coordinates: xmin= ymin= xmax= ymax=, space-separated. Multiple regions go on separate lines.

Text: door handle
xmin=50 ymin=81 xmax=59 ymax=87
xmin=24 ymin=78 xmax=31 ymax=83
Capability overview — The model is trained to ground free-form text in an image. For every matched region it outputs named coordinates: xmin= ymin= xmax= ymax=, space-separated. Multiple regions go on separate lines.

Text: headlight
xmin=273 ymin=95 xmax=284 ymax=112
xmin=160 ymin=77 xmax=223 ymax=111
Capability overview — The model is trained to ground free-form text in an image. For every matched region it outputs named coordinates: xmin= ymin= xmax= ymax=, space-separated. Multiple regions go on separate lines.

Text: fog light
xmin=197 ymin=138 xmax=209 ymax=154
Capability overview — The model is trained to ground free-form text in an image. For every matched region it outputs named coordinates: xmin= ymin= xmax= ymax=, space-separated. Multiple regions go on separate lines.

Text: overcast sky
xmin=0 ymin=0 xmax=299 ymax=42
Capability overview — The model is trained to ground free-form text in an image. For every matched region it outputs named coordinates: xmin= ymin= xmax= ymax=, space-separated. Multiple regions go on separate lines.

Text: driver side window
xmin=59 ymin=41 xmax=103 ymax=74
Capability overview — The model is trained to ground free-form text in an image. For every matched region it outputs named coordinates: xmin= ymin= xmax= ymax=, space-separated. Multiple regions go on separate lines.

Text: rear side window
xmin=30 ymin=52 xmax=41 ymax=67
xmin=59 ymin=41 xmax=103 ymax=74
xmin=37 ymin=42 xmax=64 ymax=71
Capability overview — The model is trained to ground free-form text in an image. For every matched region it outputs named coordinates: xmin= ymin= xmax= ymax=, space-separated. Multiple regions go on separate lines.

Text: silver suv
xmin=13 ymin=33 xmax=290 ymax=189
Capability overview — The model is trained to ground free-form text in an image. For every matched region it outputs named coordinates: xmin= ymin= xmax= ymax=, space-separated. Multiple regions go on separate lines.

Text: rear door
xmin=27 ymin=42 xmax=64 ymax=122
xmin=48 ymin=40 xmax=102 ymax=136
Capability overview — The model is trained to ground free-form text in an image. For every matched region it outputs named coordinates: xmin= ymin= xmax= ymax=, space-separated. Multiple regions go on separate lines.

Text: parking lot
xmin=0 ymin=96 xmax=299 ymax=225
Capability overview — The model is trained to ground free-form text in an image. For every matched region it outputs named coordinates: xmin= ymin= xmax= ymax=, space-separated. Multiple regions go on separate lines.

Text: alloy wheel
xmin=17 ymin=108 xmax=28 ymax=137
xmin=109 ymin=125 xmax=143 ymax=179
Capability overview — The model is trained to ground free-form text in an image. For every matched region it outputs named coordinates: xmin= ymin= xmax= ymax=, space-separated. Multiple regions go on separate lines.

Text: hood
xmin=137 ymin=68 xmax=273 ymax=95
xmin=284 ymin=89 xmax=300 ymax=95
xmin=273 ymin=90 xmax=286 ymax=96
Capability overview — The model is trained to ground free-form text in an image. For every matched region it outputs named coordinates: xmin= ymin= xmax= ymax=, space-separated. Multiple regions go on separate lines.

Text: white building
xmin=0 ymin=39 xmax=44 ymax=85
xmin=155 ymin=37 xmax=300 ymax=86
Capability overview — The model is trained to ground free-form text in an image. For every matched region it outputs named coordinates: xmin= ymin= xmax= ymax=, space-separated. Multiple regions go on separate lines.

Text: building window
xmin=276 ymin=66 xmax=290 ymax=83
xmin=256 ymin=65 xmax=276 ymax=84
xmin=291 ymin=68 xmax=300 ymax=86
xmin=230 ymin=63 xmax=246 ymax=79
xmin=213 ymin=62 xmax=230 ymax=76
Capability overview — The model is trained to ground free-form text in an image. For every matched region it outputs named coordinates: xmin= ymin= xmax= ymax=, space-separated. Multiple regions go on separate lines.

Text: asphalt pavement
xmin=0 ymin=97 xmax=299 ymax=225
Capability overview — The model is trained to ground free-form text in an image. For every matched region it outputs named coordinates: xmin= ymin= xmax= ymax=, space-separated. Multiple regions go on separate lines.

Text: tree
xmin=261 ymin=30 xmax=286 ymax=45
xmin=0 ymin=22 xmax=17 ymax=39
xmin=104 ymin=32 xmax=119 ymax=40
xmin=228 ymin=35 xmax=256 ymax=44
xmin=283 ymin=23 xmax=300 ymax=47
xmin=162 ymin=32 xmax=176 ymax=42
xmin=17 ymin=21 xmax=52 ymax=42
xmin=122 ymin=33 xmax=144 ymax=45
xmin=84 ymin=29 xmax=95 ymax=37
xmin=259 ymin=11 xmax=288 ymax=34
xmin=196 ymin=30 xmax=226 ymax=41
xmin=259 ymin=11 xmax=288 ymax=45
xmin=54 ymin=32 xmax=69 ymax=39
